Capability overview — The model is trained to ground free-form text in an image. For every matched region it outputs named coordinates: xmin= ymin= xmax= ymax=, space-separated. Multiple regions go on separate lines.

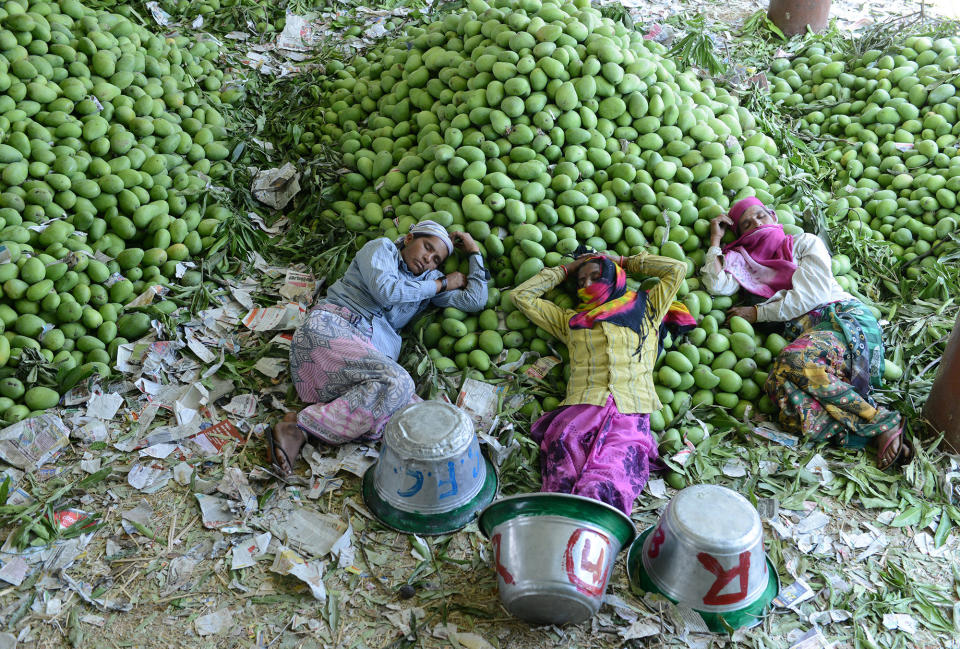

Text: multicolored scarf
xmin=662 ymin=301 xmax=696 ymax=332
xmin=658 ymin=301 xmax=697 ymax=355
xmin=568 ymin=256 xmax=656 ymax=356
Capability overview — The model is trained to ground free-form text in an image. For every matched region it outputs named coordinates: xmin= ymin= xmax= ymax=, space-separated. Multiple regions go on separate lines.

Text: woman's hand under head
xmin=709 ymin=214 xmax=736 ymax=247
xmin=451 ymin=231 xmax=480 ymax=254
xmin=710 ymin=205 xmax=778 ymax=246
xmin=401 ymin=233 xmax=448 ymax=275
xmin=563 ymin=254 xmax=603 ymax=285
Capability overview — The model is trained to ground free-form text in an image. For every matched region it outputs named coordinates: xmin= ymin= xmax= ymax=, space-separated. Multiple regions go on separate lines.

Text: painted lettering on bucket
xmin=491 ymin=533 xmax=516 ymax=585
xmin=647 ymin=525 xmax=666 ymax=559
xmin=564 ymin=528 xmax=611 ymax=597
xmin=468 ymin=445 xmax=482 ymax=478
xmin=396 ymin=468 xmax=424 ymax=498
xmin=438 ymin=461 xmax=458 ymax=499
xmin=394 ymin=449 xmax=481 ymax=500
xmin=394 ymin=462 xmax=462 ymax=499
xmin=697 ymin=551 xmax=751 ymax=606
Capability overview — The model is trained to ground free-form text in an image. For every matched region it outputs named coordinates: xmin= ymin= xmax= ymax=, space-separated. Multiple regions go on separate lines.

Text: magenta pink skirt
xmin=530 ymin=395 xmax=659 ymax=515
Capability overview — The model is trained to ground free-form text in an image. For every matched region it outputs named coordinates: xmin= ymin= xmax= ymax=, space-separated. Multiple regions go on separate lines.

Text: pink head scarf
xmin=721 ymin=198 xmax=797 ymax=299
xmin=728 ymin=196 xmax=765 ymax=228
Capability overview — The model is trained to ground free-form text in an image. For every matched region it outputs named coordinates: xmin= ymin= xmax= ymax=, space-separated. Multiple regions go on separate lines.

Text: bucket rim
xmin=478 ymin=492 xmax=637 ymax=548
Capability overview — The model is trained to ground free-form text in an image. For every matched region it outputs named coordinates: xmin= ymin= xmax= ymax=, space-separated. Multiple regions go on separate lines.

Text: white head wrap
xmin=398 ymin=220 xmax=454 ymax=256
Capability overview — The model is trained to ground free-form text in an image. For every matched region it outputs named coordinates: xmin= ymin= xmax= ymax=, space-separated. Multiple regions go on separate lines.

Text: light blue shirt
xmin=323 ymin=238 xmax=489 ymax=360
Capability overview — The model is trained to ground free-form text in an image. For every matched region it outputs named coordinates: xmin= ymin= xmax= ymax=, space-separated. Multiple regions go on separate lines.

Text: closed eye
xmin=424 ymin=241 xmax=442 ymax=268
xmin=578 ymin=271 xmax=601 ymax=288
xmin=423 ymin=241 xmax=441 ymax=267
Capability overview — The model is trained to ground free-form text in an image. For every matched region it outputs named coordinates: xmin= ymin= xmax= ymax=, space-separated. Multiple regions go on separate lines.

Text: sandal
xmin=266 ymin=415 xmax=304 ymax=477
xmin=265 ymin=425 xmax=294 ymax=476
xmin=876 ymin=426 xmax=914 ymax=471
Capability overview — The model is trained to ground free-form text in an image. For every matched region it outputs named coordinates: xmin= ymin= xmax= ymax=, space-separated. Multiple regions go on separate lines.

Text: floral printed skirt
xmin=765 ymin=329 xmax=901 ymax=449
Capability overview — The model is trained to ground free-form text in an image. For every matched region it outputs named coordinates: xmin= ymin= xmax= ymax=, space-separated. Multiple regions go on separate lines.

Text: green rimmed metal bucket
xmin=362 ymin=401 xmax=498 ymax=535
xmin=362 ymin=453 xmax=497 ymax=535
xmin=478 ymin=493 xmax=637 ymax=625
xmin=626 ymin=525 xmax=779 ymax=633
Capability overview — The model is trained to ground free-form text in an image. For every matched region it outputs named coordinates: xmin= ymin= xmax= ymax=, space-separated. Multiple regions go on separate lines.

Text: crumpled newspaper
xmin=195 ymin=607 xmax=235 ymax=636
xmin=882 ymin=612 xmax=919 ymax=634
xmin=251 ymin=163 xmax=301 ymax=210
xmin=0 ymin=415 xmax=70 ymax=470
xmin=270 ymin=545 xmax=326 ymax=601
xmin=432 ymin=623 xmax=496 ymax=649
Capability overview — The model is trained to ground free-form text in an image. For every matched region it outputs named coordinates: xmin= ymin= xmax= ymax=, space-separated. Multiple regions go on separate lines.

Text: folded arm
xmin=431 ymin=254 xmax=489 ymax=312
xmin=355 ymin=239 xmax=439 ymax=306
xmin=700 ymin=247 xmax=741 ymax=296
xmin=510 ymin=266 xmax=570 ymax=341
xmin=621 ymin=252 xmax=687 ymax=322
xmin=755 ymin=236 xmax=839 ymax=322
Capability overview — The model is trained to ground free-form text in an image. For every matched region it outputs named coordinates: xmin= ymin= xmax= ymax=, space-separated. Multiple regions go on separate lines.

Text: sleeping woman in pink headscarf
xmin=702 ymin=197 xmax=910 ymax=471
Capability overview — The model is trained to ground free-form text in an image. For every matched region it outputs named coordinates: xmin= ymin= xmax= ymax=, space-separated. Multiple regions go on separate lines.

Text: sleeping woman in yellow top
xmin=511 ymin=250 xmax=686 ymax=515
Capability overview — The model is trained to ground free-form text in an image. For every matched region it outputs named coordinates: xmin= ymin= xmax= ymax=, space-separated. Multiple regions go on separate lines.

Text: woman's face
xmin=401 ymin=234 xmax=448 ymax=274
xmin=737 ymin=205 xmax=777 ymax=235
xmin=577 ymin=262 xmax=602 ymax=290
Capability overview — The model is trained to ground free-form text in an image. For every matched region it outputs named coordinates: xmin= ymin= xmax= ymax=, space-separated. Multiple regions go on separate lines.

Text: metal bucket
xmin=767 ymin=0 xmax=831 ymax=36
xmin=923 ymin=310 xmax=960 ymax=453
xmin=363 ymin=401 xmax=497 ymax=535
xmin=626 ymin=485 xmax=778 ymax=631
xmin=478 ymin=493 xmax=637 ymax=625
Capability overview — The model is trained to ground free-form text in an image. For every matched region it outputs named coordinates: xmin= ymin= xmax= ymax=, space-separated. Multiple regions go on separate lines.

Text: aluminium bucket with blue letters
xmin=362 ymin=400 xmax=497 ymax=535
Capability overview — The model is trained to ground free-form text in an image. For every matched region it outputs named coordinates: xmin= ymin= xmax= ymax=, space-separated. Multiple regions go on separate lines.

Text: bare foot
xmin=269 ymin=419 xmax=307 ymax=475
xmin=874 ymin=427 xmax=903 ymax=468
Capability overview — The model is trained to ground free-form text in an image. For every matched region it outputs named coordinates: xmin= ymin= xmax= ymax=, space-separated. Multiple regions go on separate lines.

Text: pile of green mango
xmin=285 ymin=0 xmax=876 ymax=453
xmin=771 ymin=36 xmax=960 ymax=273
xmin=0 ymin=0 xmax=236 ymax=421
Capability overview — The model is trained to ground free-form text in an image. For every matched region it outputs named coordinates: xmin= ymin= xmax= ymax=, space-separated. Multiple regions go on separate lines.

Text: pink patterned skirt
xmin=289 ymin=304 xmax=420 ymax=445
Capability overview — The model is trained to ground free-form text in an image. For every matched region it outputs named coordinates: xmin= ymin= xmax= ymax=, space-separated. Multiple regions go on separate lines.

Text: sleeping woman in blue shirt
xmin=268 ymin=221 xmax=488 ymax=475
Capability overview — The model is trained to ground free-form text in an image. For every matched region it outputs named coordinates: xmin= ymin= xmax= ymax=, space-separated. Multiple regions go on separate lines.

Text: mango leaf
xmin=934 ymin=513 xmax=952 ymax=548
xmin=415 ymin=356 xmax=430 ymax=377
xmin=889 ymin=506 xmax=922 ymax=528
xmin=919 ymin=505 xmax=942 ymax=531
xmin=860 ymin=496 xmax=898 ymax=509
xmin=912 ymin=601 xmax=954 ymax=633
xmin=16 ymin=348 xmax=59 ymax=387
xmin=77 ymin=467 xmax=112 ymax=489
xmin=324 ymin=592 xmax=340 ymax=634
xmin=780 ymin=485 xmax=817 ymax=511
xmin=57 ymin=363 xmax=98 ymax=393
xmin=699 ymin=464 xmax=721 ymax=482
xmin=842 ymin=480 xmax=856 ymax=503
xmin=947 ymin=504 xmax=960 ymax=525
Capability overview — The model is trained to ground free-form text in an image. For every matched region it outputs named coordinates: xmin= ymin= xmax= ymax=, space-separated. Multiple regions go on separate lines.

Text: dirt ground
xmin=8 ymin=438 xmax=958 ymax=649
